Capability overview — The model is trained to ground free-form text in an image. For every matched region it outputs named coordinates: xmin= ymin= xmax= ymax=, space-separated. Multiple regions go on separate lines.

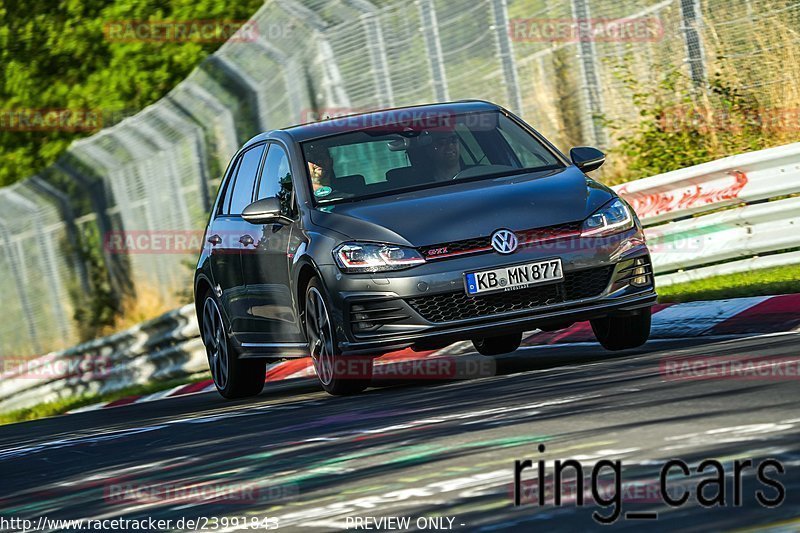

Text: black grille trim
xmin=405 ymin=265 xmax=614 ymax=323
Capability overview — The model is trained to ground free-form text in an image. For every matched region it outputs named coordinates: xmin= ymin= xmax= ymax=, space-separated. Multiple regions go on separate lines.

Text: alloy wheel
xmin=305 ymin=287 xmax=335 ymax=386
xmin=202 ymin=296 xmax=229 ymax=389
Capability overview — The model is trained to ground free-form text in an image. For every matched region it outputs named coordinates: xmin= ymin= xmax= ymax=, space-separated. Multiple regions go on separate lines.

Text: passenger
xmin=428 ymin=131 xmax=462 ymax=181
xmin=305 ymin=144 xmax=335 ymax=193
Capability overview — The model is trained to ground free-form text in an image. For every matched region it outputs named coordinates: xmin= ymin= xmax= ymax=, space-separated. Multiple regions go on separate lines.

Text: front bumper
xmin=319 ymin=229 xmax=656 ymax=356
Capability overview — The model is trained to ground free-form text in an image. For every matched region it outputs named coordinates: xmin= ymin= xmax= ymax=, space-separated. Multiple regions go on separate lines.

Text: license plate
xmin=464 ymin=258 xmax=563 ymax=296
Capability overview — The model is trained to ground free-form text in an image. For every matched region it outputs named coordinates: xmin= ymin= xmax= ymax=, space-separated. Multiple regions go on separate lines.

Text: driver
xmin=428 ymin=131 xmax=461 ymax=181
xmin=305 ymin=143 xmax=335 ymax=193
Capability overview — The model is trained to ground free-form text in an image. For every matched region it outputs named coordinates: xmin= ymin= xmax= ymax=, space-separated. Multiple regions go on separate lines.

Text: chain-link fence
xmin=2 ymin=0 xmax=799 ymax=359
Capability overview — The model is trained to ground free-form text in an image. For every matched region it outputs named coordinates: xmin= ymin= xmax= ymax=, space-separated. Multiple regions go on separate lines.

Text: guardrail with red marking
xmin=613 ymin=142 xmax=800 ymax=225
xmin=613 ymin=142 xmax=800 ymax=285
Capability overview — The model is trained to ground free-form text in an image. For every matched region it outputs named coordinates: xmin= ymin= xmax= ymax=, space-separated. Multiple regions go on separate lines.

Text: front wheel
xmin=472 ymin=332 xmax=523 ymax=356
xmin=590 ymin=308 xmax=651 ymax=351
xmin=201 ymin=295 xmax=266 ymax=399
xmin=305 ymin=278 xmax=372 ymax=395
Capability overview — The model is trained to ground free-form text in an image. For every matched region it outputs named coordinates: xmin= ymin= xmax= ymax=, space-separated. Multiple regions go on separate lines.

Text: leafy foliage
xmin=604 ymin=58 xmax=796 ymax=185
xmin=0 ymin=0 xmax=264 ymax=186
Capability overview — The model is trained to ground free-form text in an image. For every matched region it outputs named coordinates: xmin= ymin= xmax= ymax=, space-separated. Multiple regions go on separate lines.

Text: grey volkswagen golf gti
xmin=194 ymin=101 xmax=656 ymax=397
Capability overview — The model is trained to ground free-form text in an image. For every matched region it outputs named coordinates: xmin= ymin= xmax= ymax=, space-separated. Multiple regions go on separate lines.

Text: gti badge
xmin=491 ymin=229 xmax=518 ymax=254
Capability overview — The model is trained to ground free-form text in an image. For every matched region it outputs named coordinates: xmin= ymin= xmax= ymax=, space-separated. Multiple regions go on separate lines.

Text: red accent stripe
xmin=266 ymin=358 xmax=313 ymax=381
xmin=426 ymin=233 xmax=580 ymax=261
xmin=169 ymin=380 xmax=214 ymax=396
xmin=104 ymin=396 xmax=140 ymax=408
xmin=427 ymin=246 xmax=492 ymax=260
xmin=376 ymin=348 xmax=436 ymax=361
xmin=709 ymin=294 xmax=800 ymax=335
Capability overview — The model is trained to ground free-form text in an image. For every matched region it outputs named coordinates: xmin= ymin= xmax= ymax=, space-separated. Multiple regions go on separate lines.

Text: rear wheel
xmin=472 ymin=332 xmax=523 ymax=356
xmin=201 ymin=295 xmax=266 ymax=398
xmin=304 ymin=278 xmax=372 ymax=395
xmin=590 ymin=308 xmax=651 ymax=351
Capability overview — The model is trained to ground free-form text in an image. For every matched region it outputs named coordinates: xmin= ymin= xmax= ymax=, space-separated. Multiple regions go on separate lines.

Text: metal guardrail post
xmin=489 ymin=0 xmax=523 ymax=112
xmin=418 ymin=0 xmax=449 ymax=102
xmin=201 ymin=55 xmax=266 ymax=138
xmin=53 ymin=159 xmax=128 ymax=299
xmin=27 ymin=176 xmax=91 ymax=295
xmin=179 ymin=83 xmax=239 ymax=161
xmin=346 ymin=0 xmax=395 ymax=108
xmin=3 ymin=188 xmax=72 ymax=344
xmin=570 ymin=0 xmax=607 ymax=148
xmin=680 ymin=0 xmax=707 ymax=87
xmin=163 ymin=97 xmax=213 ymax=212
xmin=250 ymin=38 xmax=306 ymax=123
xmin=278 ymin=0 xmax=352 ymax=109
xmin=0 ymin=215 xmax=41 ymax=354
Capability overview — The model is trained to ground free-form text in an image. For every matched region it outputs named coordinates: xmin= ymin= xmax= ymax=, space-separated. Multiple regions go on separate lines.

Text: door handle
xmin=207 ymin=234 xmax=222 ymax=246
xmin=239 ymin=234 xmax=254 ymax=246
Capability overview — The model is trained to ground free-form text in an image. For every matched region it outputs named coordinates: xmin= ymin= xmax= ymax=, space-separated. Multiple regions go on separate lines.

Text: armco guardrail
xmin=647 ymin=196 xmax=800 ymax=273
xmin=614 ymin=142 xmax=800 ymax=286
xmin=0 ymin=305 xmax=206 ymax=414
xmin=614 ymin=142 xmax=800 ymax=225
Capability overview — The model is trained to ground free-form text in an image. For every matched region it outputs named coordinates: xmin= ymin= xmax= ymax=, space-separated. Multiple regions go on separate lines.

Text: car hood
xmin=309 ymin=166 xmax=615 ymax=247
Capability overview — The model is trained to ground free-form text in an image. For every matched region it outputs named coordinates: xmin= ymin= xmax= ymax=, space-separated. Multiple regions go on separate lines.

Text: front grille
xmin=419 ymin=221 xmax=582 ymax=260
xmin=406 ymin=265 xmax=613 ymax=323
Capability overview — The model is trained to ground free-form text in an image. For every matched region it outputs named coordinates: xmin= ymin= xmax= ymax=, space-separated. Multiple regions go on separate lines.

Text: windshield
xmin=301 ymin=110 xmax=564 ymax=205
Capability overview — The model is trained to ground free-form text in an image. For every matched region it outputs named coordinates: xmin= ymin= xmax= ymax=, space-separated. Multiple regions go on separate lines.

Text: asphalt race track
xmin=1 ymin=333 xmax=799 ymax=532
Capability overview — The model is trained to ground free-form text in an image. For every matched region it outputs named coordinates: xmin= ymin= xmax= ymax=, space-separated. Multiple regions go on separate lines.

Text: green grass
xmin=657 ymin=264 xmax=800 ymax=303
xmin=0 ymin=373 xmax=210 ymax=426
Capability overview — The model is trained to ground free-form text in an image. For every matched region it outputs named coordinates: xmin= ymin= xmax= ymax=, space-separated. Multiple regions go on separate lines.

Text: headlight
xmin=333 ymin=242 xmax=426 ymax=273
xmin=581 ymin=198 xmax=635 ymax=237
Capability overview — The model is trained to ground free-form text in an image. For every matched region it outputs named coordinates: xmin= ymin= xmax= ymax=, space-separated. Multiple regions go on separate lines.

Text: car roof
xmin=280 ymin=100 xmax=502 ymax=143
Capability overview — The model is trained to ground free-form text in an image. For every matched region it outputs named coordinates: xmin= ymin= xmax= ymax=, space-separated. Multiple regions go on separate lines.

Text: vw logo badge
xmin=491 ymin=229 xmax=518 ymax=254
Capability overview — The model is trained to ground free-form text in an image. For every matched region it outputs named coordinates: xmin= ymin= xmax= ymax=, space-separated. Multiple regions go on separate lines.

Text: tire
xmin=472 ymin=332 xmax=523 ymax=356
xmin=590 ymin=308 xmax=652 ymax=351
xmin=304 ymin=278 xmax=372 ymax=395
xmin=200 ymin=294 xmax=266 ymax=399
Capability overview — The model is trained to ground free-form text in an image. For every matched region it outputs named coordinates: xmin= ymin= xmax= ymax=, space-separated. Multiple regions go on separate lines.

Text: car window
xmin=227 ymin=143 xmax=266 ymax=215
xmin=256 ymin=143 xmax=295 ymax=216
xmin=497 ymin=114 xmax=555 ymax=167
xmin=328 ymin=141 xmax=408 ymax=185
xmin=216 ymin=156 xmax=241 ymax=216
xmin=256 ymin=144 xmax=289 ymax=199
xmin=454 ymin=123 xmax=485 ymax=165
xmin=300 ymin=111 xmax=563 ymax=205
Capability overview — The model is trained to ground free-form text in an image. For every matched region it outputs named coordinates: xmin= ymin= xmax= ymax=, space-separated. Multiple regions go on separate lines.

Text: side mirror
xmin=242 ymin=197 xmax=285 ymax=224
xmin=570 ymin=146 xmax=605 ymax=172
